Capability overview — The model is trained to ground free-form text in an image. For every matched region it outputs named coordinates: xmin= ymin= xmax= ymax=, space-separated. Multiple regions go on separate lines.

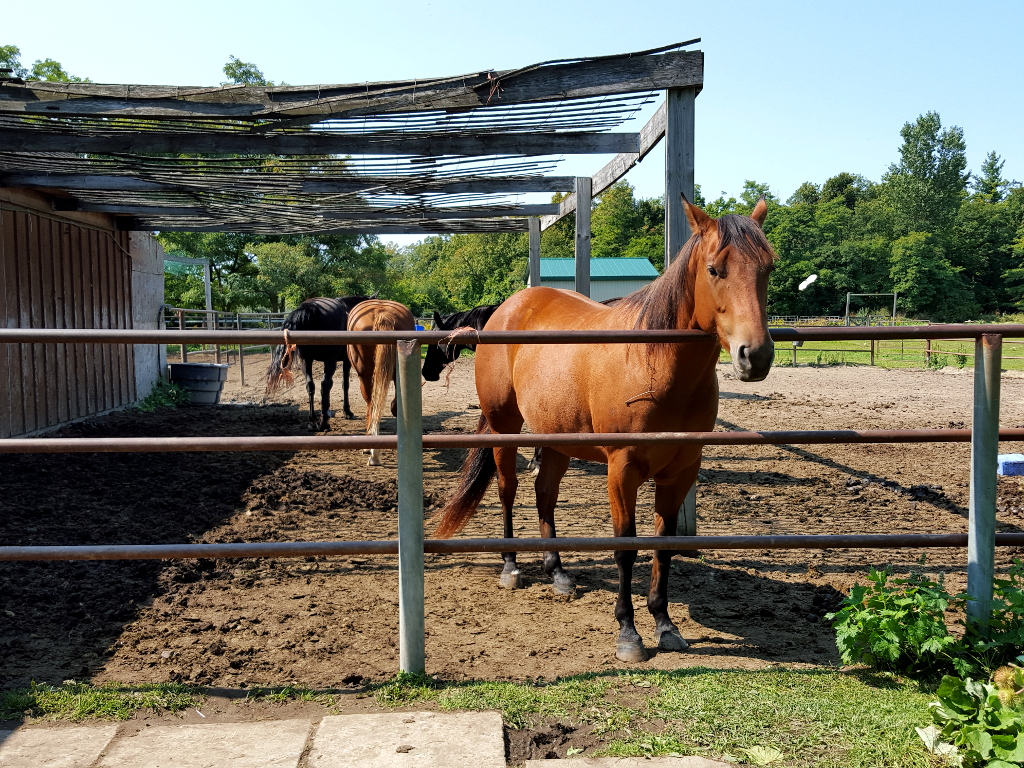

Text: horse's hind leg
xmin=495 ymin=445 xmax=524 ymax=589
xmin=648 ymin=467 xmax=698 ymax=653
xmin=535 ymin=449 xmax=574 ymax=596
xmin=302 ymin=357 xmax=318 ymax=430
xmin=341 ymin=356 xmax=356 ymax=420
xmin=319 ymin=358 xmax=337 ymax=432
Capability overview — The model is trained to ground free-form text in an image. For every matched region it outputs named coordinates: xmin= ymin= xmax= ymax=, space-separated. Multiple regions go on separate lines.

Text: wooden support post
xmin=178 ymin=311 xmax=187 ymax=363
xmin=664 ymin=87 xmax=696 ymax=268
xmin=676 ymin=483 xmax=697 ymax=537
xmin=574 ymin=177 xmax=592 ymax=298
xmin=236 ymin=315 xmax=245 ymax=387
xmin=967 ymin=334 xmax=1002 ymax=634
xmin=396 ymin=340 xmax=425 ymax=674
xmin=528 ymin=217 xmax=541 ymax=288
xmin=792 ymin=344 xmax=798 ymax=366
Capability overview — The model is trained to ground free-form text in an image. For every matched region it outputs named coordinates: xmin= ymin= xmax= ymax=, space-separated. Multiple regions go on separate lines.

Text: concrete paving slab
xmin=0 ymin=725 xmax=118 ymax=768
xmin=525 ymin=758 xmax=730 ymax=767
xmin=308 ymin=710 xmax=505 ymax=768
xmin=95 ymin=719 xmax=311 ymax=768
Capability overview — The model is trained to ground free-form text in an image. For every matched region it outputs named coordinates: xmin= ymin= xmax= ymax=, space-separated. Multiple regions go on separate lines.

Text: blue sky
xmin=5 ymin=0 xmax=1021 ymax=244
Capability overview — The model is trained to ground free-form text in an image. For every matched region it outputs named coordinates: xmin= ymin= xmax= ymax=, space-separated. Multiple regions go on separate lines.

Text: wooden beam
xmin=318 ymin=204 xmax=558 ymax=220
xmin=149 ymin=222 xmax=531 ymax=235
xmin=0 ymin=129 xmax=639 ymax=156
xmin=528 ymin=217 xmax=541 ymax=288
xmin=0 ymin=52 xmax=702 ymax=119
xmin=664 ymin=87 xmax=695 ymax=267
xmin=1 ymin=173 xmax=577 ymax=195
xmin=540 ymin=102 xmax=666 ymax=230
xmin=574 ymin=177 xmax=592 ymax=297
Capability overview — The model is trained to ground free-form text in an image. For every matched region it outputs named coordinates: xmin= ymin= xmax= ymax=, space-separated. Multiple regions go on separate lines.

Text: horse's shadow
xmin=517 ymin=554 xmax=847 ymax=666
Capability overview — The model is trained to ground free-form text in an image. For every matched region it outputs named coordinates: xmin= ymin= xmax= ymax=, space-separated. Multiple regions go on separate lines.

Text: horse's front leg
xmin=302 ymin=356 xmax=318 ymax=430
xmin=649 ymin=466 xmax=699 ymax=652
xmin=535 ymin=449 xmax=574 ymax=595
xmin=318 ymin=358 xmax=337 ymax=432
xmin=341 ymin=356 xmax=356 ymax=420
xmin=608 ymin=453 xmax=645 ymax=661
xmin=495 ymin=447 xmax=523 ymax=589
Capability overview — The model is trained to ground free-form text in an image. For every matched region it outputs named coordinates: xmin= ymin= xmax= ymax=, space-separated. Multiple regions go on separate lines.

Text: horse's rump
xmin=347 ymin=300 xmax=415 ymax=437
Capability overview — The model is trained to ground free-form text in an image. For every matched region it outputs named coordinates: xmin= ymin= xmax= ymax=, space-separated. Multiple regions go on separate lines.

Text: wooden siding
xmin=1 ymin=201 xmax=135 ymax=438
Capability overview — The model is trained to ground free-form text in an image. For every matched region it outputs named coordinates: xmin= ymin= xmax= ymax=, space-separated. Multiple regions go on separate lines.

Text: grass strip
xmin=0 ymin=680 xmax=204 ymax=721
xmin=375 ymin=668 xmax=934 ymax=767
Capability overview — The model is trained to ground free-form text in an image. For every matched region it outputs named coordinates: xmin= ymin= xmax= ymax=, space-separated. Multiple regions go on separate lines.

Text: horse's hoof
xmin=367 ymin=457 xmax=381 ymax=467
xmin=656 ymin=628 xmax=689 ymax=651
xmin=499 ymin=570 xmax=524 ymax=589
xmin=344 ymin=412 xmax=356 ymax=421
xmin=552 ymin=573 xmax=576 ymax=596
xmin=615 ymin=638 xmax=647 ymax=663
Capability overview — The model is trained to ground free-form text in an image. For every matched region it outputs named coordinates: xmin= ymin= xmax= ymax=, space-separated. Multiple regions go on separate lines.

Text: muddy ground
xmin=2 ymin=352 xmax=1024 ymax=690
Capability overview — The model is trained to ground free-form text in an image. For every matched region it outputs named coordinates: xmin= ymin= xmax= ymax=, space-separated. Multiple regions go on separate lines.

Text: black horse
xmin=265 ymin=295 xmax=371 ymax=431
xmin=421 ymin=304 xmax=502 ymax=382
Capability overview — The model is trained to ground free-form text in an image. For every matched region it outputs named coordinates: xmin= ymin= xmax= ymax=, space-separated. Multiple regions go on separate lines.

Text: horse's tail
xmin=433 ymin=414 xmax=496 ymax=538
xmin=365 ymin=310 xmax=397 ymax=438
xmin=265 ymin=302 xmax=321 ymax=394
xmin=265 ymin=341 xmax=299 ymax=394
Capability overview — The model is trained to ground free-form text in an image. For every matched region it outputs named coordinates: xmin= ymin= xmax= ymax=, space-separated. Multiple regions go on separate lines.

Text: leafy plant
xmin=920 ymin=670 xmax=1024 ymax=767
xmin=927 ymin=353 xmax=949 ymax=370
xmin=135 ymin=379 xmax=192 ymax=411
xmin=829 ymin=561 xmax=1024 ymax=677
xmin=828 ymin=568 xmax=964 ymax=675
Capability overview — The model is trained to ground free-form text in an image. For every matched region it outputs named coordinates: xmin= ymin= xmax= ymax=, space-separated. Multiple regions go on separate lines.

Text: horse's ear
xmin=750 ymin=197 xmax=768 ymax=228
xmin=432 ymin=310 xmax=445 ymax=329
xmin=682 ymin=193 xmax=713 ymax=234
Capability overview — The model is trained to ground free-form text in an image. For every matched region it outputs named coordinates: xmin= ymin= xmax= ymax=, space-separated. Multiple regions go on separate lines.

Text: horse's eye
xmin=707 ymin=266 xmax=719 ymax=277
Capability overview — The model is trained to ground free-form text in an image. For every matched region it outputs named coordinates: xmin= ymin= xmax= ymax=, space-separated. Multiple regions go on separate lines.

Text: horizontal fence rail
xmin=2 ymin=322 xmax=1022 ymax=673
xmin=3 ymin=325 xmax=1024 ymax=346
xmin=4 ymin=534 xmax=1024 ymax=563
xmin=4 ymin=429 xmax=1024 ymax=454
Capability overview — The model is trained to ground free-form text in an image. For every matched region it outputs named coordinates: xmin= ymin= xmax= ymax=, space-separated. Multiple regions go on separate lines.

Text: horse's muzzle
xmin=731 ymin=340 xmax=774 ymax=382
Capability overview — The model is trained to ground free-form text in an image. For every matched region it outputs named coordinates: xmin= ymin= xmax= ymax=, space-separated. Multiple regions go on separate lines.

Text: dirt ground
xmin=2 ymin=351 xmax=1024 ymax=691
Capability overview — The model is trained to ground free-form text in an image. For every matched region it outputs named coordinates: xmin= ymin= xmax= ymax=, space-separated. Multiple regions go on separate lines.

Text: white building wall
xmin=130 ymin=232 xmax=166 ymax=399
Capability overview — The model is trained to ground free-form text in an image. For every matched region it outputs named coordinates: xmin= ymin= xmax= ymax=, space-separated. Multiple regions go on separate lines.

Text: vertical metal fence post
xmin=396 ymin=339 xmax=425 ymax=674
xmin=214 ymin=311 xmax=222 ymax=365
xmin=967 ymin=333 xmax=1002 ymax=633
xmin=236 ymin=315 xmax=245 ymax=387
xmin=178 ymin=311 xmax=188 ymax=363
xmin=870 ymin=339 xmax=875 ymax=366
xmin=925 ymin=338 xmax=932 ymax=367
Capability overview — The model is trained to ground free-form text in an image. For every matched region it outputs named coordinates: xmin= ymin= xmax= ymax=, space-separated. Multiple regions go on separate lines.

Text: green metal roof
xmin=539 ymin=258 xmax=660 ymax=281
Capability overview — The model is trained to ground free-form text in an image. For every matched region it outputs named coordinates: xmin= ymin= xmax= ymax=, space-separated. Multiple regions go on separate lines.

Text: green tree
xmin=222 ymin=56 xmax=273 ymax=86
xmin=29 ymin=58 xmax=90 ymax=82
xmin=879 ymin=112 xmax=969 ymax=238
xmin=821 ymin=173 xmax=872 ymax=210
xmin=0 ymin=45 xmax=27 ymax=78
xmin=890 ymin=232 xmax=976 ymax=320
xmin=973 ymin=151 xmax=1011 ymax=203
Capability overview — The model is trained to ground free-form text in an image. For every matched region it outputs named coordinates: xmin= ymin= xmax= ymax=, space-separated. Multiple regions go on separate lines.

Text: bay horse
xmin=346 ymin=299 xmax=416 ymax=466
xmin=434 ymin=198 xmax=776 ymax=662
xmin=421 ymin=304 xmax=501 ymax=382
xmin=265 ymin=296 xmax=371 ymax=431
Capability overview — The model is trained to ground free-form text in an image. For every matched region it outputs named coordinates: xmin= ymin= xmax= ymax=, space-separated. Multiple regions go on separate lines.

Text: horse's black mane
xmin=421 ymin=302 xmax=502 ymax=381
xmin=439 ymin=304 xmax=501 ymax=342
xmin=616 ymin=214 xmax=774 ymax=331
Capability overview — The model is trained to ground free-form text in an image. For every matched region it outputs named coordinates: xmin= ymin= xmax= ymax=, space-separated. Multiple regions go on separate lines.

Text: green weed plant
xmin=135 ymin=379 xmax=192 ymax=411
xmin=828 ymin=562 xmax=1024 ymax=678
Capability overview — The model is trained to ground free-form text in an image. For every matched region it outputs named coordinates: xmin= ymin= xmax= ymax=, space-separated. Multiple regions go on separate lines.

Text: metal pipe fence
xmin=2 ymin=324 xmax=1024 ymax=673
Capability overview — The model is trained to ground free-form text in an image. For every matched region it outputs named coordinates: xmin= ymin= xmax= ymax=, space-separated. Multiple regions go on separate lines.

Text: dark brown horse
xmin=346 ymin=300 xmax=416 ymax=466
xmin=265 ymin=296 xmax=371 ymax=431
xmin=434 ymin=198 xmax=776 ymax=662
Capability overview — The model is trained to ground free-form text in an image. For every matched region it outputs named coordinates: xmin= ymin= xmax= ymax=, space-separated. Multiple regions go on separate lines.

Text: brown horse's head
xmin=686 ymin=197 xmax=776 ymax=382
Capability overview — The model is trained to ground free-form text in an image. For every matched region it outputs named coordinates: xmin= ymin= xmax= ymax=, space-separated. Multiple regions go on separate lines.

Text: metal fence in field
xmin=2 ymin=323 xmax=1024 ymax=674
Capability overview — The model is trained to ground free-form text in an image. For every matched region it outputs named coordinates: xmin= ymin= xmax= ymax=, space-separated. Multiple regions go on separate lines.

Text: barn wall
xmin=0 ymin=189 xmax=148 ymax=438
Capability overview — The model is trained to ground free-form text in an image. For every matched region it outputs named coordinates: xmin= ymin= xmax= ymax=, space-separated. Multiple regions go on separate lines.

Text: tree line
xmin=4 ymin=45 xmax=1021 ymax=321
